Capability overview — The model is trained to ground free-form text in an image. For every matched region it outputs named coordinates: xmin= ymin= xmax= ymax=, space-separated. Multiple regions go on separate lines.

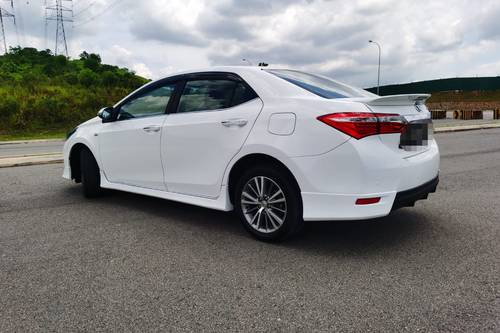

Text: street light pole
xmin=369 ymin=40 xmax=381 ymax=95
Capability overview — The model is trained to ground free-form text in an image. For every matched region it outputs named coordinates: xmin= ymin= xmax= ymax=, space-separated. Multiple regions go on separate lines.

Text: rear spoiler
xmin=363 ymin=94 xmax=431 ymax=106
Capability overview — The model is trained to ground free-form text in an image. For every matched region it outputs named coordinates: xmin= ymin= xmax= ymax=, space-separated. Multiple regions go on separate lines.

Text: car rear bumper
xmin=391 ymin=176 xmax=439 ymax=211
xmin=293 ymin=137 xmax=440 ymax=221
xmin=301 ymin=176 xmax=439 ymax=221
xmin=301 ymin=191 xmax=397 ymax=221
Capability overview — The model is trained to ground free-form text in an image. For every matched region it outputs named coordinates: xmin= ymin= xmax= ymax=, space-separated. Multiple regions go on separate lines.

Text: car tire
xmin=235 ymin=165 xmax=304 ymax=242
xmin=80 ymin=148 xmax=102 ymax=198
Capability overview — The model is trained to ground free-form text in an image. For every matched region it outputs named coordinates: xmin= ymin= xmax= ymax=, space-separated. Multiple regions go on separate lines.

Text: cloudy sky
xmin=4 ymin=0 xmax=500 ymax=87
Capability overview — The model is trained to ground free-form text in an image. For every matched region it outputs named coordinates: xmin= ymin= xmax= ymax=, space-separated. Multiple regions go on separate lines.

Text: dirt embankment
xmin=426 ymin=90 xmax=500 ymax=111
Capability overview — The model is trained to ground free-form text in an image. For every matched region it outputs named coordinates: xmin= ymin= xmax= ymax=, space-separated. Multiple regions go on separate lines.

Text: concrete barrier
xmin=452 ymin=110 xmax=483 ymax=120
xmin=431 ymin=110 xmax=446 ymax=119
xmin=430 ymin=109 xmax=500 ymax=120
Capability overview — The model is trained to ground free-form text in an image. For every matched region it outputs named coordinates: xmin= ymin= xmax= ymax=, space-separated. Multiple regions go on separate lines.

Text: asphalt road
xmin=1 ymin=129 xmax=499 ymax=332
xmin=0 ymin=140 xmax=64 ymax=158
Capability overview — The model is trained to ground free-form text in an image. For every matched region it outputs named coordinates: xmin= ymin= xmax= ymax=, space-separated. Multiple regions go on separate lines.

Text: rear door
xmin=162 ymin=74 xmax=263 ymax=198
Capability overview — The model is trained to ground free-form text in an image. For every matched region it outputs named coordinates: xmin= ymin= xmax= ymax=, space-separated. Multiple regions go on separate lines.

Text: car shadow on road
xmin=99 ymin=189 xmax=245 ymax=234
xmin=81 ymin=187 xmax=433 ymax=255
xmin=284 ymin=210 xmax=430 ymax=255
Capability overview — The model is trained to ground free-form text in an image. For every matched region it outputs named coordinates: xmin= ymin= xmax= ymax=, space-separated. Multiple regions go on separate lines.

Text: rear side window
xmin=266 ymin=69 xmax=376 ymax=99
xmin=177 ymin=79 xmax=257 ymax=113
xmin=232 ymin=82 xmax=258 ymax=106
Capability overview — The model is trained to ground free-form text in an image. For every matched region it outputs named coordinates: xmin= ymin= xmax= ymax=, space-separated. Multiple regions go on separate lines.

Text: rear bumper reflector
xmin=355 ymin=197 xmax=381 ymax=205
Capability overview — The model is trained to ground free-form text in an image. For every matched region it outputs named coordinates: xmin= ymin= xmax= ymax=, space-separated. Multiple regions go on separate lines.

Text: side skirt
xmin=100 ymin=172 xmax=233 ymax=212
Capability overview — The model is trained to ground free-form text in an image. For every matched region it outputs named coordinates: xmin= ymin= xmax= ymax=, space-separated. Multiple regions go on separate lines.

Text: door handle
xmin=143 ymin=125 xmax=161 ymax=133
xmin=221 ymin=119 xmax=248 ymax=127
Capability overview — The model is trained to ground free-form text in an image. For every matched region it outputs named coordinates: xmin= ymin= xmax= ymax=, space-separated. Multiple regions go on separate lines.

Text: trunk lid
xmin=354 ymin=94 xmax=433 ymax=157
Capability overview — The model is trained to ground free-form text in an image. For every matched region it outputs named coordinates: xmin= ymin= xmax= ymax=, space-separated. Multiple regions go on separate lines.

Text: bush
xmin=0 ymin=96 xmax=20 ymax=129
xmin=78 ymin=69 xmax=99 ymax=87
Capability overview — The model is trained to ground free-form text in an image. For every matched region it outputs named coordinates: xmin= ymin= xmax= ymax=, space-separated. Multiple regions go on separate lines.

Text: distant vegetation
xmin=0 ymin=47 xmax=148 ymax=139
xmin=366 ymin=76 xmax=500 ymax=96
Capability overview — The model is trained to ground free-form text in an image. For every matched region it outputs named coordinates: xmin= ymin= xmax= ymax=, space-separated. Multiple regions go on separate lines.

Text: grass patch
xmin=0 ymin=129 xmax=67 ymax=142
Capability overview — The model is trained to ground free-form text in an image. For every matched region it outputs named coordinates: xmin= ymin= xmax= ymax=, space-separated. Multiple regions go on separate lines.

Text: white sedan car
xmin=63 ymin=67 xmax=439 ymax=241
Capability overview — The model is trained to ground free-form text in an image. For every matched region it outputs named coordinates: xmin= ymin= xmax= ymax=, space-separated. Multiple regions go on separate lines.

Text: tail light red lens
xmin=317 ymin=112 xmax=406 ymax=139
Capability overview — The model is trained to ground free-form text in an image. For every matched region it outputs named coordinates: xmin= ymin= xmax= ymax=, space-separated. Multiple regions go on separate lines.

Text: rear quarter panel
xmin=243 ymin=97 xmax=368 ymax=157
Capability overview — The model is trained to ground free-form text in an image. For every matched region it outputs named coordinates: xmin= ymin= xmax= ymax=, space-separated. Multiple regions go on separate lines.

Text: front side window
xmin=177 ymin=79 xmax=257 ymax=113
xmin=266 ymin=69 xmax=376 ymax=99
xmin=119 ymin=83 xmax=176 ymax=120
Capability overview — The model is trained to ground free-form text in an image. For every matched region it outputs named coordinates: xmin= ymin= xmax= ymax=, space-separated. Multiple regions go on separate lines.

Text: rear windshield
xmin=266 ymin=69 xmax=376 ymax=99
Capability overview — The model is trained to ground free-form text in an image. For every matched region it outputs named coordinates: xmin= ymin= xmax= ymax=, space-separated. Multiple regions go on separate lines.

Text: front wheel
xmin=235 ymin=165 xmax=304 ymax=242
xmin=80 ymin=148 xmax=102 ymax=198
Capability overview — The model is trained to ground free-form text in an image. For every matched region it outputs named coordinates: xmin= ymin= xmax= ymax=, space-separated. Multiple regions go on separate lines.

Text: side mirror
xmin=97 ymin=107 xmax=114 ymax=123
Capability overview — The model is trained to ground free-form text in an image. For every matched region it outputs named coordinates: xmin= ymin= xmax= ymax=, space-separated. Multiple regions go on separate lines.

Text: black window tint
xmin=231 ymin=83 xmax=257 ymax=106
xmin=178 ymin=80 xmax=237 ymax=113
xmin=119 ymin=84 xmax=175 ymax=120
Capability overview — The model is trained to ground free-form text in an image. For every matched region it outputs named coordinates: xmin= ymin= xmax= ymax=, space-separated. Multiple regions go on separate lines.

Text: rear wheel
xmin=80 ymin=148 xmax=102 ymax=198
xmin=235 ymin=165 xmax=303 ymax=242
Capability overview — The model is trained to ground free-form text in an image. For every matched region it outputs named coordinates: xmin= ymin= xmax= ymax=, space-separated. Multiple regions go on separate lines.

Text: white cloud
xmin=131 ymin=63 xmax=153 ymax=78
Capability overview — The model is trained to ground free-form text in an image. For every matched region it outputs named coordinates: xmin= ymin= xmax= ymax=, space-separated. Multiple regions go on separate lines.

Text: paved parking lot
xmin=1 ymin=129 xmax=499 ymax=332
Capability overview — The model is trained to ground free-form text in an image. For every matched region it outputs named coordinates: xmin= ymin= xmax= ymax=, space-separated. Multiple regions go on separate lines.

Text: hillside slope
xmin=0 ymin=47 xmax=148 ymax=138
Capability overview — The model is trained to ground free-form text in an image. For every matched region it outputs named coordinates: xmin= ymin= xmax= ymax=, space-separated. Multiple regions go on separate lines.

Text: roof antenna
xmin=258 ymin=62 xmax=269 ymax=67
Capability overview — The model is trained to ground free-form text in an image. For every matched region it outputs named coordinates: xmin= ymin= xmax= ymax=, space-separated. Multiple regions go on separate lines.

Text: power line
xmin=13 ymin=0 xmax=24 ymax=46
xmin=73 ymin=0 xmax=125 ymax=28
xmin=73 ymin=0 xmax=98 ymax=17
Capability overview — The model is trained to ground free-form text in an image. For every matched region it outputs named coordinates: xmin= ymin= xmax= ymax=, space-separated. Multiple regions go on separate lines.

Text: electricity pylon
xmin=0 ymin=0 xmax=15 ymax=54
xmin=45 ymin=0 xmax=73 ymax=56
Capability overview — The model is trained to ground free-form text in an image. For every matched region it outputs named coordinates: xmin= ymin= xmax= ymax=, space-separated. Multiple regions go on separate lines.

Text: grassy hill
xmin=0 ymin=47 xmax=148 ymax=140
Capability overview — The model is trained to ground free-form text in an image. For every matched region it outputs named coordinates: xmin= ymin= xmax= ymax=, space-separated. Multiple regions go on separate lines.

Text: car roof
xmin=156 ymin=66 xmax=314 ymax=100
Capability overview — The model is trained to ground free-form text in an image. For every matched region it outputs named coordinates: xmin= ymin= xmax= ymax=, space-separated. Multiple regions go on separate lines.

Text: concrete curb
xmin=0 ymin=152 xmax=63 ymax=159
xmin=0 ymin=154 xmax=63 ymax=169
xmin=434 ymin=123 xmax=500 ymax=133
xmin=0 ymin=138 xmax=64 ymax=145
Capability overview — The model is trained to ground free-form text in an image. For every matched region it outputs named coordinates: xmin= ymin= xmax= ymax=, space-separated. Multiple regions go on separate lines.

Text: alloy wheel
xmin=240 ymin=176 xmax=287 ymax=233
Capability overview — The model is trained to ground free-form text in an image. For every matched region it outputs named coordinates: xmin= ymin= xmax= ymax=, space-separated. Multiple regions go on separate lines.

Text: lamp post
xmin=369 ymin=40 xmax=381 ymax=95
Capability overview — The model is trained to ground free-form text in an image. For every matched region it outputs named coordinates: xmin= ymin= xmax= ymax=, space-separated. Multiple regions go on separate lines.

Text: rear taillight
xmin=317 ymin=112 xmax=406 ymax=139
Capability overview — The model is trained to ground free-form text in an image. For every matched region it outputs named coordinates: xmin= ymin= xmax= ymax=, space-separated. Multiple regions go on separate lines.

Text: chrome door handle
xmin=221 ymin=119 xmax=248 ymax=127
xmin=143 ymin=125 xmax=161 ymax=133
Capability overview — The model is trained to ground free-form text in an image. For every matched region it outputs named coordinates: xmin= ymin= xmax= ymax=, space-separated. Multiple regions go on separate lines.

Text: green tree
xmin=80 ymin=51 xmax=102 ymax=72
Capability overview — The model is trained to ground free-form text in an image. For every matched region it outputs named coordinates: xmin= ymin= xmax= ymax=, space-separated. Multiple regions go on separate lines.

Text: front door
xmin=99 ymin=82 xmax=177 ymax=190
